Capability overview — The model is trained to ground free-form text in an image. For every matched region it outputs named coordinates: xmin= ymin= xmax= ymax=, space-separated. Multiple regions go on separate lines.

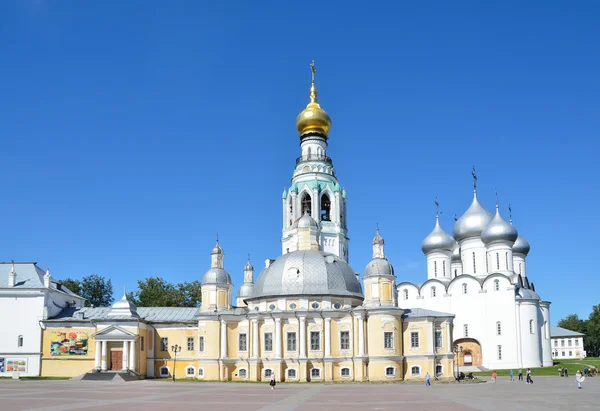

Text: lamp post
xmin=453 ymin=344 xmax=463 ymax=382
xmin=171 ymin=344 xmax=181 ymax=382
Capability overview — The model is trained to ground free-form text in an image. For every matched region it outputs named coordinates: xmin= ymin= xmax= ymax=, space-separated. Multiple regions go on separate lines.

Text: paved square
xmin=0 ymin=376 xmax=597 ymax=411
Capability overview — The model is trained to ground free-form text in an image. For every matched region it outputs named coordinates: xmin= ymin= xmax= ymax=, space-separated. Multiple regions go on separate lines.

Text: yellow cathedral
xmin=39 ymin=63 xmax=455 ymax=382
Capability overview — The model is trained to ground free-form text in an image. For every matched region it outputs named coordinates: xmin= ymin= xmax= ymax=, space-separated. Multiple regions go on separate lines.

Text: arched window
xmin=462 ymin=283 xmax=467 ymax=294
xmin=159 ymin=366 xmax=170 ymax=377
xmin=320 ymin=194 xmax=331 ymax=221
xmin=496 ymin=321 xmax=502 ymax=336
xmin=529 ymin=320 xmax=534 ymax=334
xmin=434 ymin=261 xmax=437 ymax=277
xmin=238 ymin=368 xmax=247 ymax=378
xmin=443 ymin=261 xmax=446 ymax=276
xmin=431 ymin=287 xmax=436 ymax=298
xmin=472 ymin=252 xmax=476 ymax=274
xmin=186 ymin=366 xmax=196 ymax=377
xmin=264 ymin=369 xmax=273 ymax=378
xmin=311 ymin=368 xmax=321 ymax=379
xmin=301 ymin=193 xmax=312 ymax=215
xmin=17 ymin=335 xmax=23 ymax=347
xmin=464 ymin=324 xmax=469 ymax=338
xmin=403 ymin=289 xmax=408 ymax=300
xmin=505 ymin=252 xmax=509 ymax=269
xmin=496 ymin=253 xmax=500 ymax=270
xmin=519 ymin=263 xmax=522 ymax=274
xmin=494 ymin=279 xmax=500 ymax=291
xmin=497 ymin=345 xmax=502 ymax=360
xmin=340 ymin=367 xmax=351 ymax=377
xmin=287 ymin=369 xmax=297 ymax=379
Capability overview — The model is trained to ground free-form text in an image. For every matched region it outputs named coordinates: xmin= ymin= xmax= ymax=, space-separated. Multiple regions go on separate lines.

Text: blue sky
xmin=1 ymin=1 xmax=598 ymax=324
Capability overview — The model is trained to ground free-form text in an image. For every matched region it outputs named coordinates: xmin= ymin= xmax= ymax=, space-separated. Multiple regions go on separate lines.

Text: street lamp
xmin=171 ymin=344 xmax=181 ymax=382
xmin=453 ymin=345 xmax=463 ymax=382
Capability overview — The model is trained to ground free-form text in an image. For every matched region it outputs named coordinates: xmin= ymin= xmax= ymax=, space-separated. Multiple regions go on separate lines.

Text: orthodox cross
xmin=472 ymin=166 xmax=477 ymax=191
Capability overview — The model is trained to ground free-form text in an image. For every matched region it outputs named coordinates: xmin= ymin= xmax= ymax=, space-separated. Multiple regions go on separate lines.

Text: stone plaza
xmin=0 ymin=376 xmax=597 ymax=410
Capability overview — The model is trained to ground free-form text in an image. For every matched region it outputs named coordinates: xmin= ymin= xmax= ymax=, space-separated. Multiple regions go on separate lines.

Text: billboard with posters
xmin=1 ymin=358 xmax=27 ymax=373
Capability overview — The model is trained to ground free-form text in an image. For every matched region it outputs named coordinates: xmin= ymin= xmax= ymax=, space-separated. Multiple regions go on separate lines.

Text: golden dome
xmin=295 ymin=61 xmax=332 ymax=136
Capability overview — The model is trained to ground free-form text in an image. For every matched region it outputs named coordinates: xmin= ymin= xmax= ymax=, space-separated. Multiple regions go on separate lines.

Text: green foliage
xmin=58 ymin=274 xmax=114 ymax=307
xmin=558 ymin=305 xmax=600 ymax=357
xmin=128 ymin=277 xmax=202 ymax=307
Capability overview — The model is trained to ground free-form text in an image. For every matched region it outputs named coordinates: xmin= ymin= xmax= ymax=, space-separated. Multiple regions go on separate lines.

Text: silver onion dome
xmin=421 ymin=217 xmax=455 ymax=255
xmin=513 ymin=234 xmax=531 ymax=255
xmin=248 ymin=250 xmax=363 ymax=300
xmin=451 ymin=244 xmax=461 ymax=262
xmin=372 ymin=229 xmax=384 ymax=245
xmin=453 ymin=193 xmax=493 ymax=242
xmin=237 ymin=282 xmax=255 ymax=298
xmin=481 ymin=207 xmax=518 ymax=245
xmin=202 ymin=268 xmax=232 ymax=285
xmin=298 ymin=212 xmax=318 ymax=228
xmin=212 ymin=242 xmax=223 ymax=255
xmin=244 ymin=260 xmax=254 ymax=271
xmin=364 ymin=258 xmax=394 ymax=278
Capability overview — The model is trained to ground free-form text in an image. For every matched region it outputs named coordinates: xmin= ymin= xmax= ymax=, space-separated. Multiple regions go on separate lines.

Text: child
xmin=509 ymin=370 xmax=514 ymax=382
xmin=491 ymin=371 xmax=497 ymax=383
xmin=269 ymin=374 xmax=276 ymax=390
xmin=575 ymin=370 xmax=584 ymax=389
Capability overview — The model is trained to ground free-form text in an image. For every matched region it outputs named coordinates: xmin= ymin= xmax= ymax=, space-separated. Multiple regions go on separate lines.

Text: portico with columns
xmin=92 ymin=325 xmax=139 ymax=372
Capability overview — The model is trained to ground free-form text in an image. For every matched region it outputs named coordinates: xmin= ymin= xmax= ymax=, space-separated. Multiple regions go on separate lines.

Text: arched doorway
xmin=453 ymin=338 xmax=482 ymax=367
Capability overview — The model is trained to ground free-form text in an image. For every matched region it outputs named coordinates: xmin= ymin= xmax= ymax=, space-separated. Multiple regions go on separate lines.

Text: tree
xmin=59 ymin=274 xmax=114 ymax=307
xmin=557 ymin=314 xmax=585 ymax=333
xmin=60 ymin=278 xmax=82 ymax=296
xmin=129 ymin=277 xmax=202 ymax=307
xmin=585 ymin=304 xmax=600 ymax=357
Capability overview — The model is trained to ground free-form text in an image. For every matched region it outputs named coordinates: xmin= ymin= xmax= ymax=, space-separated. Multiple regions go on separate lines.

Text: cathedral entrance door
xmin=110 ymin=351 xmax=122 ymax=371
xmin=464 ymin=352 xmax=473 ymax=366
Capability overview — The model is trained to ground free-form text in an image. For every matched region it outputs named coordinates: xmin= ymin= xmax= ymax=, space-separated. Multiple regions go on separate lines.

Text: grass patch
xmin=473 ymin=358 xmax=600 ymax=377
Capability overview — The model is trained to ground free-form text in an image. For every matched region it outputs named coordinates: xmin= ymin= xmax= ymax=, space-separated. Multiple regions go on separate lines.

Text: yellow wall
xmin=41 ymin=327 xmax=96 ymax=377
xmin=153 ymin=327 xmax=199 ymax=359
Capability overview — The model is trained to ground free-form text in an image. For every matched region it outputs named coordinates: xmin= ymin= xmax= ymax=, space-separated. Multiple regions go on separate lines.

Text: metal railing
xmin=295 ymin=154 xmax=332 ymax=165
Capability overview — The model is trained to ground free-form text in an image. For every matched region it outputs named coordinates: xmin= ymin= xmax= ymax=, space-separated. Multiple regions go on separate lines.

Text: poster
xmin=4 ymin=359 xmax=27 ymax=373
xmin=50 ymin=331 xmax=89 ymax=356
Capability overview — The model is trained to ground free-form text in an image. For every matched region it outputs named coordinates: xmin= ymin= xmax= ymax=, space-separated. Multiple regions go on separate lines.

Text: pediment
xmin=92 ymin=325 xmax=137 ymax=341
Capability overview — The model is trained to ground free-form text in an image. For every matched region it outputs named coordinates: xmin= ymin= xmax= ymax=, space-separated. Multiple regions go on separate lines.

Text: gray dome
xmin=212 ymin=242 xmax=223 ymax=255
xmin=237 ymin=282 xmax=255 ymax=298
xmin=202 ymin=268 xmax=232 ymax=285
xmin=244 ymin=260 xmax=254 ymax=271
xmin=481 ymin=207 xmax=518 ymax=245
xmin=372 ymin=229 xmax=384 ymax=245
xmin=298 ymin=212 xmax=318 ymax=228
xmin=451 ymin=244 xmax=461 ymax=262
xmin=453 ymin=193 xmax=493 ymax=242
xmin=513 ymin=234 xmax=531 ymax=255
xmin=516 ymin=287 xmax=540 ymax=300
xmin=248 ymin=250 xmax=363 ymax=300
xmin=364 ymin=258 xmax=394 ymax=278
xmin=421 ymin=218 xmax=455 ymax=254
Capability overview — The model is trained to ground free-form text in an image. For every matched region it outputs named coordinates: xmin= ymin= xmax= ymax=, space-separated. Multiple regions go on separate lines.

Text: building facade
xmin=551 ymin=327 xmax=586 ymax=359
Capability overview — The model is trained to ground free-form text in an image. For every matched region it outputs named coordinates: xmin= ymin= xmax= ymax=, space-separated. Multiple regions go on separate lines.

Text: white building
xmin=396 ymin=185 xmax=553 ymax=371
xmin=551 ymin=327 xmax=586 ymax=359
xmin=0 ymin=262 xmax=84 ymax=376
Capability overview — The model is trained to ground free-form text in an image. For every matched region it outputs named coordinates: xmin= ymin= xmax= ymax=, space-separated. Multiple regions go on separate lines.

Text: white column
xmin=428 ymin=320 xmax=434 ymax=353
xmin=447 ymin=323 xmax=453 ymax=354
xmin=312 ymin=188 xmax=319 ymax=220
xmin=357 ymin=315 xmax=365 ymax=356
xmin=95 ymin=341 xmax=101 ymax=370
xmin=252 ymin=319 xmax=259 ymax=358
xmin=129 ymin=340 xmax=136 ymax=371
xmin=275 ymin=317 xmax=282 ymax=358
xmin=101 ymin=341 xmax=107 ymax=371
xmin=299 ymin=316 xmax=307 ymax=358
xmin=324 ymin=317 xmax=331 ymax=357
xmin=122 ymin=340 xmax=129 ymax=371
xmin=220 ymin=320 xmax=228 ymax=358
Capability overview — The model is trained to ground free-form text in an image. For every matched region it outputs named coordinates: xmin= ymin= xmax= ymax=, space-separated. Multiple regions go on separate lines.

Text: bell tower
xmin=281 ymin=61 xmax=349 ymax=261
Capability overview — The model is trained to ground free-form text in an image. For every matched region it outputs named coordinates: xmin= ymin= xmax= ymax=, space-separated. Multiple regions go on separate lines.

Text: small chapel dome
xmin=372 ymin=229 xmax=384 ymax=246
xmin=513 ymin=234 xmax=531 ymax=256
xmin=298 ymin=212 xmax=318 ymax=228
xmin=237 ymin=282 xmax=255 ymax=298
xmin=202 ymin=268 xmax=232 ymax=285
xmin=211 ymin=242 xmax=223 ymax=255
xmin=244 ymin=259 xmax=254 ymax=271
xmin=364 ymin=258 xmax=394 ymax=278
xmin=481 ymin=207 xmax=518 ymax=245
xmin=421 ymin=218 xmax=455 ymax=255
xmin=453 ymin=193 xmax=493 ymax=242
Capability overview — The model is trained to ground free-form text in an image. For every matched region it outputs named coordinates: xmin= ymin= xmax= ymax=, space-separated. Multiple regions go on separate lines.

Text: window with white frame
xmin=575 ymin=339 xmax=579 ymax=346
xmin=496 ymin=321 xmax=502 ymax=336
xmin=311 ymin=368 xmax=321 ymax=379
xmin=159 ymin=366 xmax=169 ymax=377
xmin=239 ymin=333 xmax=247 ymax=351
xmin=529 ymin=320 xmax=534 ymax=334
xmin=310 ymin=331 xmax=320 ymax=351
xmin=386 ymin=366 xmax=396 ymax=377
xmin=497 ymin=345 xmax=502 ymax=360
xmin=384 ymin=331 xmax=394 ymax=349
xmin=569 ymin=351 xmax=572 ymax=356
xmin=561 ymin=339 xmax=565 ymax=347
xmin=239 ymin=368 xmax=247 ymax=378
xmin=435 ymin=329 xmax=442 ymax=349
xmin=496 ymin=252 xmax=500 ymax=270
xmin=198 ymin=368 xmax=204 ymax=377
xmin=287 ymin=332 xmax=297 ymax=351
xmin=403 ymin=289 xmax=408 ymax=300
xmin=410 ymin=332 xmax=419 ymax=348
xmin=264 ymin=369 xmax=273 ymax=378
xmin=264 ymin=332 xmax=273 ymax=351
xmin=431 ymin=287 xmax=436 ymax=297
xmin=472 ymin=252 xmax=476 ymax=274
xmin=199 ymin=336 xmax=205 ymax=352
xmin=186 ymin=367 xmax=195 ymax=376
xmin=410 ymin=366 xmax=420 ymax=376
xmin=287 ymin=369 xmax=297 ymax=378
xmin=462 ymin=283 xmax=467 ymax=294
xmin=562 ymin=351 xmax=565 ymax=356
xmin=434 ymin=261 xmax=437 ymax=277
xmin=494 ymin=279 xmax=499 ymax=291
xmin=554 ymin=340 xmax=558 ymax=347
xmin=341 ymin=367 xmax=350 ymax=377
xmin=340 ymin=331 xmax=350 ymax=350
xmin=436 ymin=364 xmax=443 ymax=376
xmin=160 ymin=337 xmax=168 ymax=351
xmin=187 ymin=337 xmax=194 ymax=351
xmin=568 ymin=339 xmax=572 ymax=347
xmin=17 ymin=335 xmax=23 ymax=347
xmin=464 ymin=324 xmax=469 ymax=338
xmin=443 ymin=260 xmax=446 ymax=276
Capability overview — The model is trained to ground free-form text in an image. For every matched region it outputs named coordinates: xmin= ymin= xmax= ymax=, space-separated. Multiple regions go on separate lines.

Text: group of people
xmin=505 ymin=368 xmax=533 ymax=383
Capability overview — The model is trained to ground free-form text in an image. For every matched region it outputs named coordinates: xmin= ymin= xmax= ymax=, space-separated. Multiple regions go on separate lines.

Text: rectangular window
xmin=341 ymin=368 xmax=350 ymax=377
xmin=554 ymin=340 xmax=558 ymax=347
xmin=569 ymin=351 xmax=572 ymax=356
xmin=435 ymin=329 xmax=442 ymax=349
xmin=264 ymin=333 xmax=273 ymax=352
xmin=199 ymin=336 xmax=205 ymax=352
xmin=287 ymin=332 xmax=297 ymax=352
xmin=575 ymin=340 xmax=579 ymax=347
xmin=434 ymin=261 xmax=437 ymax=277
xmin=141 ymin=336 xmax=144 ymax=351
xmin=160 ymin=337 xmax=168 ymax=351
xmin=472 ymin=252 xmax=476 ymax=274
xmin=310 ymin=331 xmax=320 ymax=351
xmin=568 ymin=339 xmax=572 ymax=347
xmin=562 ymin=351 xmax=565 ymax=357
xmin=187 ymin=337 xmax=194 ymax=351
xmin=497 ymin=345 xmax=502 ymax=360
xmin=340 ymin=331 xmax=350 ymax=350
xmin=384 ymin=332 xmax=394 ymax=349
xmin=239 ymin=333 xmax=247 ymax=352
xmin=561 ymin=340 xmax=565 ymax=347
xmin=311 ymin=368 xmax=320 ymax=378
xmin=410 ymin=332 xmax=419 ymax=348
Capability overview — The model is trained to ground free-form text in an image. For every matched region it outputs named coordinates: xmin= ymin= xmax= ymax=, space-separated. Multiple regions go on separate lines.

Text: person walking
xmin=425 ymin=372 xmax=431 ymax=386
xmin=491 ymin=371 xmax=497 ymax=383
xmin=518 ymin=369 xmax=523 ymax=381
xmin=526 ymin=368 xmax=533 ymax=384
xmin=564 ymin=368 xmax=568 ymax=378
xmin=509 ymin=370 xmax=515 ymax=382
xmin=269 ymin=374 xmax=276 ymax=390
xmin=576 ymin=370 xmax=584 ymax=389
